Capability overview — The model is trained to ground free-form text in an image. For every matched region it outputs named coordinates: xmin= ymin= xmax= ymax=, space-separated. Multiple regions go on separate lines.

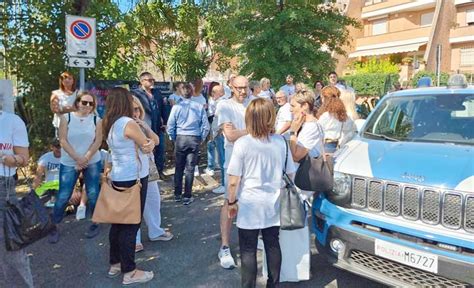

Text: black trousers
xmin=238 ymin=226 xmax=281 ymax=288
xmin=174 ymin=135 xmax=201 ymax=198
xmin=109 ymin=176 xmax=148 ymax=273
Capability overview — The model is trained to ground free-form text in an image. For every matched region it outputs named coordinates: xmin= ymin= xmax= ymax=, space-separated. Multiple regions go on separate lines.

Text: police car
xmin=313 ymin=74 xmax=474 ymax=287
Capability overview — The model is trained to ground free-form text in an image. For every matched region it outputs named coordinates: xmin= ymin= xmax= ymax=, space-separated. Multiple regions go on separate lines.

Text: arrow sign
xmin=68 ymin=57 xmax=95 ymax=68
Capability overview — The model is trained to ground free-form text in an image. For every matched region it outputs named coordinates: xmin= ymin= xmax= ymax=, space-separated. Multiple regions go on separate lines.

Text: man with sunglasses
xmin=132 ymin=72 xmax=168 ymax=180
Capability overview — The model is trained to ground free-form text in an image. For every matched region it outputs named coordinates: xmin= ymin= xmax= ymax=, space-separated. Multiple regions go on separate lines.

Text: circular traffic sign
xmin=70 ymin=20 xmax=92 ymax=40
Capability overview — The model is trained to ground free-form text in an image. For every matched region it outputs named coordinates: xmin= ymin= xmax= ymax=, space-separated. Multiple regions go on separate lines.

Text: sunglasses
xmin=80 ymin=100 xmax=94 ymax=106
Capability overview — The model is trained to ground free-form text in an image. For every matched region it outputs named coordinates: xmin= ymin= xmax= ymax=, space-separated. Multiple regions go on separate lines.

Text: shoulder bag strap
xmin=316 ymin=124 xmax=328 ymax=162
xmin=282 ymin=136 xmax=288 ymax=175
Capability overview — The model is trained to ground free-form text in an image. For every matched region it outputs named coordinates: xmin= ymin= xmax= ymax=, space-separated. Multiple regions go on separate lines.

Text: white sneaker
xmin=194 ymin=166 xmax=200 ymax=177
xmin=204 ymin=168 xmax=215 ymax=176
xmin=76 ymin=205 xmax=86 ymax=220
xmin=218 ymin=246 xmax=236 ymax=269
xmin=212 ymin=186 xmax=226 ymax=194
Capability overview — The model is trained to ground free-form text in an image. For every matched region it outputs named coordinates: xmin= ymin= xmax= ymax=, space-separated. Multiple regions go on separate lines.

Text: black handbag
xmin=3 ymin=169 xmax=55 ymax=251
xmin=280 ymin=137 xmax=307 ymax=231
xmin=294 ymin=125 xmax=334 ymax=192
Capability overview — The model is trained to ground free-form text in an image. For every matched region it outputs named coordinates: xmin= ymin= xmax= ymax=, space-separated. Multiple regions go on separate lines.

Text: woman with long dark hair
xmin=102 ymin=87 xmax=155 ymax=285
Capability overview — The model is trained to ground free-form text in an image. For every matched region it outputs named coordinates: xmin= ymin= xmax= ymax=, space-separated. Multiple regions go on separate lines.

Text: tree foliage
xmin=353 ymin=57 xmax=399 ymax=74
xmin=226 ymin=0 xmax=358 ymax=86
xmin=2 ymin=0 xmax=140 ymax=158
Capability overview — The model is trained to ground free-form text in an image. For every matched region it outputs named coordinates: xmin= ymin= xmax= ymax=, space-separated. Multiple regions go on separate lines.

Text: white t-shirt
xmin=296 ymin=121 xmax=323 ymax=160
xmin=258 ymin=90 xmax=273 ymax=100
xmin=169 ymin=93 xmax=183 ymax=104
xmin=52 ymin=89 xmax=77 ymax=128
xmin=275 ymin=103 xmax=292 ymax=140
xmin=60 ymin=113 xmax=101 ymax=166
xmin=208 ymin=97 xmax=217 ymax=117
xmin=227 ymin=135 xmax=296 ymax=229
xmin=38 ymin=151 xmax=60 ymax=182
xmin=191 ymin=94 xmax=207 ymax=107
xmin=318 ymin=112 xmax=356 ymax=146
xmin=216 ymin=97 xmax=250 ymax=168
xmin=280 ymin=84 xmax=296 ymax=97
xmin=0 ymin=112 xmax=29 ymax=177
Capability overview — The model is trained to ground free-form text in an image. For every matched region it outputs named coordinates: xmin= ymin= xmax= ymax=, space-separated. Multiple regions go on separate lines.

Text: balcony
xmin=362 ymin=0 xmax=436 ymax=19
xmin=356 ymin=26 xmax=431 ymax=47
xmin=450 ymin=26 xmax=474 ymax=44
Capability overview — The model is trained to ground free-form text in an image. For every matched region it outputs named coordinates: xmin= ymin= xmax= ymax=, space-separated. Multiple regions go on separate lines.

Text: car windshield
xmin=363 ymin=93 xmax=474 ymax=146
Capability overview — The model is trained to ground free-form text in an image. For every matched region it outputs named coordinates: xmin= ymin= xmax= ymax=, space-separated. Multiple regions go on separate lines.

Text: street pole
xmin=79 ymin=68 xmax=85 ymax=91
xmin=436 ymin=44 xmax=441 ymax=87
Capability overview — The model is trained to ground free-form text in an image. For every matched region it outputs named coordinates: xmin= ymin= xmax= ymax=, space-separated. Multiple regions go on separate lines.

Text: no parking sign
xmin=66 ymin=15 xmax=96 ymax=58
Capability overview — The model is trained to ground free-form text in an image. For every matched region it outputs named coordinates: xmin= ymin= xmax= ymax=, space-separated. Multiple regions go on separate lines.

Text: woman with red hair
xmin=50 ymin=72 xmax=78 ymax=136
xmin=317 ymin=86 xmax=356 ymax=153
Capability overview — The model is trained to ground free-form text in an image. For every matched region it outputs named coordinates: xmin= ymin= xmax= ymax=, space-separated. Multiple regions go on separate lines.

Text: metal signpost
xmin=65 ymin=15 xmax=96 ymax=90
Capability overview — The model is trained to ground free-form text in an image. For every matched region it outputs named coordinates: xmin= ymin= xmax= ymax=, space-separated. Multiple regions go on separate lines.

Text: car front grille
xmin=350 ymin=177 xmax=473 ymax=233
xmin=349 ymin=250 xmax=469 ymax=287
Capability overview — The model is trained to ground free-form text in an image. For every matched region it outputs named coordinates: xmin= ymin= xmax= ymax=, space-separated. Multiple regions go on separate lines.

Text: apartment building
xmin=336 ymin=0 xmax=474 ymax=84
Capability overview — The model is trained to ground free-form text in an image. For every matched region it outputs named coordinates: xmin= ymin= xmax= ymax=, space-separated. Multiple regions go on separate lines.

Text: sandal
xmin=135 ymin=243 xmax=144 ymax=253
xmin=122 ymin=269 xmax=154 ymax=285
xmin=107 ymin=264 xmax=121 ymax=278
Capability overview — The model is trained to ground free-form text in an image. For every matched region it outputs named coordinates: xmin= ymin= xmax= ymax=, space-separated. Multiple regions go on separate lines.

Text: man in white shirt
xmin=215 ymin=75 xmax=250 ymax=269
xmin=223 ymin=74 xmax=236 ymax=99
xmin=275 ymin=91 xmax=292 ymax=139
xmin=279 ymin=74 xmax=296 ymax=98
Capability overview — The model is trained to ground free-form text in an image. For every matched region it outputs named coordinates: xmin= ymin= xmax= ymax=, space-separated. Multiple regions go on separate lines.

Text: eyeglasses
xmin=233 ymin=86 xmax=248 ymax=92
xmin=80 ymin=100 xmax=94 ymax=106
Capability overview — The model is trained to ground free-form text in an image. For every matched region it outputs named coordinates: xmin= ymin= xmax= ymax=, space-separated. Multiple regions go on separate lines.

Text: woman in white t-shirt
xmin=317 ymin=87 xmax=356 ymax=153
xmin=0 ymin=110 xmax=34 ymax=287
xmin=49 ymin=91 xmax=103 ymax=244
xmin=50 ymin=72 xmax=78 ymax=135
xmin=228 ymin=98 xmax=295 ymax=287
xmin=258 ymin=77 xmax=275 ymax=100
xmin=285 ymin=89 xmax=325 ymax=282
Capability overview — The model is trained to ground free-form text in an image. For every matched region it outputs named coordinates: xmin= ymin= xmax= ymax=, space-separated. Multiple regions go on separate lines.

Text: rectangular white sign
xmin=375 ymin=239 xmax=438 ymax=274
xmin=66 ymin=15 xmax=97 ymax=58
xmin=0 ymin=80 xmax=14 ymax=113
xmin=68 ymin=57 xmax=95 ymax=68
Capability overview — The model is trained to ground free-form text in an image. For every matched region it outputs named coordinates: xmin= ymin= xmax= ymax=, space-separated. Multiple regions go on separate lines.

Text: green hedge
xmin=411 ymin=70 xmax=450 ymax=87
xmin=342 ymin=73 xmax=399 ymax=96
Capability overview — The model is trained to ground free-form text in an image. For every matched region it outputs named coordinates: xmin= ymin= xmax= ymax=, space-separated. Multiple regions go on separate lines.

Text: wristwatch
xmin=289 ymin=131 xmax=296 ymax=136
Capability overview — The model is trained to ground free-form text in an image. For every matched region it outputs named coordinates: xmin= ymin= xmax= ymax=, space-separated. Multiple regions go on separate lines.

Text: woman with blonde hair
xmin=131 ymin=96 xmax=173 ymax=253
xmin=258 ymin=77 xmax=275 ymax=100
xmin=227 ymin=98 xmax=295 ymax=287
xmin=317 ymin=87 xmax=356 ymax=153
xmin=278 ymin=89 xmax=323 ymax=282
xmin=339 ymin=89 xmax=359 ymax=121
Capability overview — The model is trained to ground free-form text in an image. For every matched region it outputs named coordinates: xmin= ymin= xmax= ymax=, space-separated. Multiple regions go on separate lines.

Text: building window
xmin=420 ymin=12 xmax=434 ymax=26
xmin=467 ymin=9 xmax=474 ymax=26
xmin=372 ymin=18 xmax=387 ymax=35
xmin=460 ymin=48 xmax=474 ymax=66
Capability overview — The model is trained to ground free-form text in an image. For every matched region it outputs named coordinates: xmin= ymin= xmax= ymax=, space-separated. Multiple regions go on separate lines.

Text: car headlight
xmin=327 ymin=172 xmax=351 ymax=206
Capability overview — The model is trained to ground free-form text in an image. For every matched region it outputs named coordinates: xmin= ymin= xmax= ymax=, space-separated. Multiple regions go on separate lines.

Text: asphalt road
xmin=27 ymin=169 xmax=386 ymax=288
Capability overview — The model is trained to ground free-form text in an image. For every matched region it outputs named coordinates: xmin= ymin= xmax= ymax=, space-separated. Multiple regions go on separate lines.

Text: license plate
xmin=374 ymin=239 xmax=438 ymax=273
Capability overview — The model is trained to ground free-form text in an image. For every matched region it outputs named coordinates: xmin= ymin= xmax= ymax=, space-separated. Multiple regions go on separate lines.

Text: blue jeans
xmin=154 ymin=132 xmax=166 ymax=172
xmin=207 ymin=134 xmax=225 ymax=186
xmin=174 ymin=135 xmax=201 ymax=198
xmin=53 ymin=161 xmax=101 ymax=224
xmin=324 ymin=142 xmax=338 ymax=154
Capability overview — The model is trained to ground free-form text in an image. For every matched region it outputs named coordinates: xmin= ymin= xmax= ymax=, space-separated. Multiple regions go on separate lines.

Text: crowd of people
xmin=1 ymin=69 xmax=365 ymax=287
